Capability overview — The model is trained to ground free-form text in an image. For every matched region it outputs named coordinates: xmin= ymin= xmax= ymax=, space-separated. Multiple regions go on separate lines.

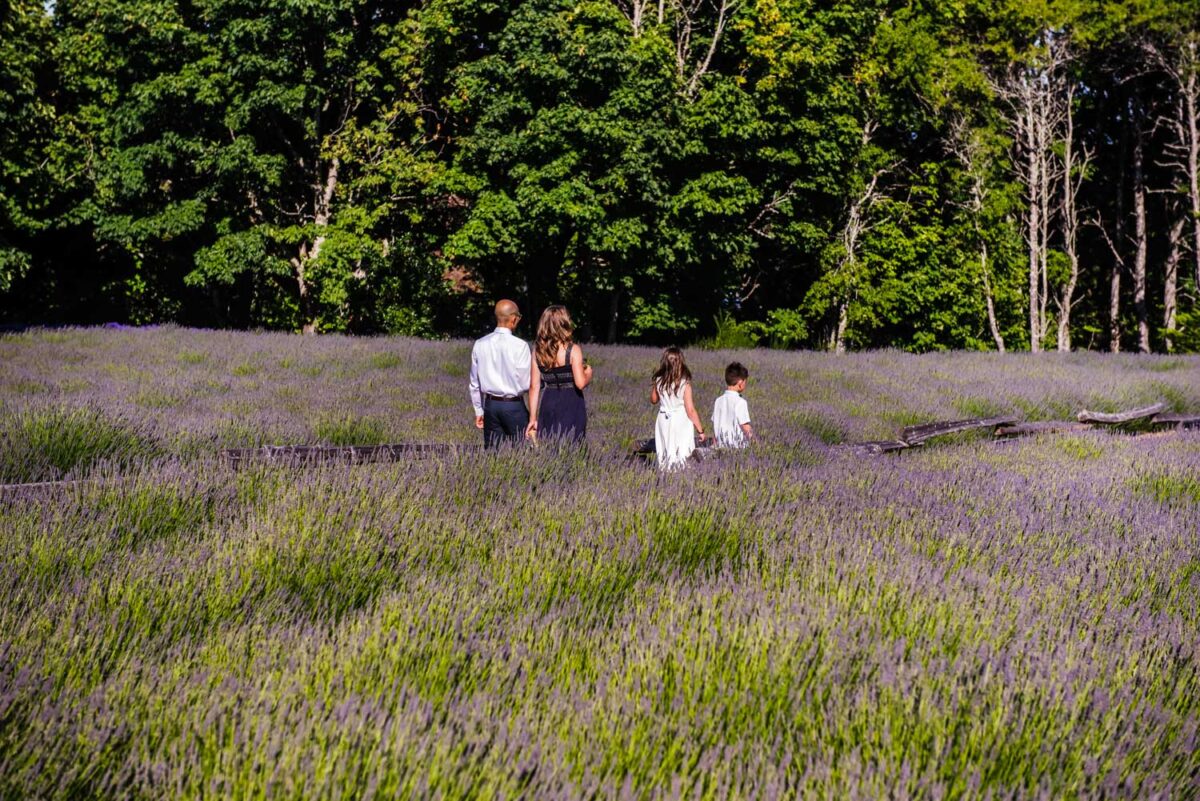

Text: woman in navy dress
xmin=525 ymin=305 xmax=592 ymax=441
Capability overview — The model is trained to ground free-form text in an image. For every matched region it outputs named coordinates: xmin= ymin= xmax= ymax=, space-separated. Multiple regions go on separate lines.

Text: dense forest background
xmin=1 ymin=0 xmax=1198 ymax=350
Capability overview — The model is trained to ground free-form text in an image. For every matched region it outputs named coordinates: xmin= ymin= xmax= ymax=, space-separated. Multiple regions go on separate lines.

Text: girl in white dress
xmin=650 ymin=347 xmax=706 ymax=470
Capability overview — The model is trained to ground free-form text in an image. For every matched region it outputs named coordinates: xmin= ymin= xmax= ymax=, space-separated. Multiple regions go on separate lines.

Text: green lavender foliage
xmin=0 ymin=328 xmax=1198 ymax=798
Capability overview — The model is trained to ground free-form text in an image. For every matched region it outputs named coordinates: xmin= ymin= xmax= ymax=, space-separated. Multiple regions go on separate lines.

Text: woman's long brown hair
xmin=534 ymin=305 xmax=574 ymax=370
xmin=652 ymin=346 xmax=691 ymax=395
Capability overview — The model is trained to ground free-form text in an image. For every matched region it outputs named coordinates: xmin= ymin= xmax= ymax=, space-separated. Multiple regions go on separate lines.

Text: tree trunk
xmin=1037 ymin=114 xmax=1050 ymax=350
xmin=1164 ymin=211 xmax=1185 ymax=352
xmin=1056 ymin=85 xmax=1083 ymax=352
xmin=996 ymin=42 xmax=1069 ymax=354
xmin=1108 ymin=261 xmax=1121 ymax=353
xmin=606 ymin=287 xmax=620 ymax=343
xmin=294 ymin=157 xmax=340 ymax=336
xmin=981 ymin=242 xmax=1005 ymax=353
xmin=1132 ymin=130 xmax=1149 ymax=353
xmin=1109 ymin=127 xmax=1126 ymax=354
xmin=947 ymin=115 xmax=1005 ymax=353
xmin=1026 ymin=134 xmax=1042 ymax=352
xmin=834 ymin=300 xmax=848 ymax=353
xmin=829 ymin=121 xmax=885 ymax=356
xmin=1146 ymin=35 xmax=1200 ymax=331
xmin=1187 ymin=67 xmax=1200 ymax=300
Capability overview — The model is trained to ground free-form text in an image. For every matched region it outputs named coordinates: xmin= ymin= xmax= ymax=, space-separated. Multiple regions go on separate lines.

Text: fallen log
xmin=845 ymin=440 xmax=911 ymax=456
xmin=901 ymin=416 xmax=1020 ymax=446
xmin=1150 ymin=412 xmax=1200 ymax=428
xmin=0 ymin=477 xmax=117 ymax=497
xmin=994 ymin=421 xmax=1093 ymax=438
xmin=1076 ymin=403 xmax=1167 ymax=425
xmin=627 ymin=436 xmax=714 ymax=459
xmin=221 ymin=442 xmax=478 ymax=467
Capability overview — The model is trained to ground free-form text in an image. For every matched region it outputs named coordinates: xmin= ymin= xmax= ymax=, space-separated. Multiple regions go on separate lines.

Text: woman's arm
xmin=570 ymin=344 xmax=593 ymax=390
xmin=525 ymin=355 xmax=540 ymax=439
xmin=683 ymin=383 xmax=705 ymax=437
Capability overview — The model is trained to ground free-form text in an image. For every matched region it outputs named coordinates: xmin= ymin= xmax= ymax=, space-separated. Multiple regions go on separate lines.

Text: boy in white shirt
xmin=712 ymin=362 xmax=754 ymax=448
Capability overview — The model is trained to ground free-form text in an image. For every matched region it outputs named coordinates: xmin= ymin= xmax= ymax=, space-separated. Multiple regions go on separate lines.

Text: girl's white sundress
xmin=655 ymin=380 xmax=695 ymax=470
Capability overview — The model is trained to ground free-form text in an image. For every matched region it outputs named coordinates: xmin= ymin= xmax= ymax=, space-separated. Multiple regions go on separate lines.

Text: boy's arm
xmin=738 ymin=400 xmax=753 ymax=440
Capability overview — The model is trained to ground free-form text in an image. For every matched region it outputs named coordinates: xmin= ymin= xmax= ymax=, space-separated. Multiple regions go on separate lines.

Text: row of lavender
xmin=2 ymin=326 xmax=1199 ymax=480
xmin=0 ymin=328 xmax=1198 ymax=797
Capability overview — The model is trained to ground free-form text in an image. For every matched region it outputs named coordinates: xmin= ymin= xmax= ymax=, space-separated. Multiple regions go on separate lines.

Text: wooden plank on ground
xmin=1150 ymin=412 xmax=1200 ymax=428
xmin=901 ymin=416 xmax=1020 ymax=445
xmin=220 ymin=442 xmax=478 ymax=467
xmin=994 ymin=421 xmax=1093 ymax=437
xmin=845 ymin=440 xmax=911 ymax=456
xmin=0 ymin=478 xmax=101 ymax=496
xmin=627 ymin=436 xmax=714 ymax=458
xmin=1076 ymin=403 xmax=1167 ymax=425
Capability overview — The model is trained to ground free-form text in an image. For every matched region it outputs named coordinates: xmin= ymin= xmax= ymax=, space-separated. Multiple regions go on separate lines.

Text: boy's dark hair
xmin=725 ymin=362 xmax=749 ymax=386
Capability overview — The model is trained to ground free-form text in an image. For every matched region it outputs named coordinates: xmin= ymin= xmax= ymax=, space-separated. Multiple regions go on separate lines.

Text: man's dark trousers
xmin=483 ymin=397 xmax=529 ymax=449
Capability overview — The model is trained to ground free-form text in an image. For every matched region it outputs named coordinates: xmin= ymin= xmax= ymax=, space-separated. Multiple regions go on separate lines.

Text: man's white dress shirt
xmin=468 ymin=327 xmax=531 ymax=416
xmin=712 ymin=390 xmax=751 ymax=448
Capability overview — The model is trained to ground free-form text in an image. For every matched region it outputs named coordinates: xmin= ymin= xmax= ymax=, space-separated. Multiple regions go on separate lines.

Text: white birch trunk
xmin=294 ymin=157 xmax=340 ymax=336
xmin=947 ymin=115 xmax=1006 ymax=352
xmin=1164 ymin=212 xmax=1185 ymax=352
xmin=1187 ymin=65 xmax=1200 ymax=297
xmin=981 ymin=242 xmax=1005 ymax=352
xmin=1132 ymin=132 xmax=1149 ymax=353
xmin=1055 ymin=85 xmax=1084 ymax=352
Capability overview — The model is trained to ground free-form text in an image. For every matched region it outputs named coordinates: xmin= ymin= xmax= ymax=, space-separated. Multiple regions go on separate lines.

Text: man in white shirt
xmin=468 ymin=299 xmax=532 ymax=448
xmin=712 ymin=362 xmax=754 ymax=448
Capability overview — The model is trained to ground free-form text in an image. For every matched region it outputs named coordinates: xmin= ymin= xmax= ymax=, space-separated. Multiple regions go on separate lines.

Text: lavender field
xmin=1 ymin=326 xmax=1199 ymax=799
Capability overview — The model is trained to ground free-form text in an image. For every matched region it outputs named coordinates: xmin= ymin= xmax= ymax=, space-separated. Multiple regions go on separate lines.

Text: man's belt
xmin=484 ymin=393 xmax=522 ymax=401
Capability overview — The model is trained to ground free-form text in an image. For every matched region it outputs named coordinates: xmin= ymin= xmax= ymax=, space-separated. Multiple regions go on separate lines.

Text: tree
xmin=1143 ymin=16 xmax=1200 ymax=348
xmin=0 ymin=1 xmax=55 ymax=296
xmin=947 ymin=115 xmax=1009 ymax=352
xmin=49 ymin=0 xmax=440 ymax=333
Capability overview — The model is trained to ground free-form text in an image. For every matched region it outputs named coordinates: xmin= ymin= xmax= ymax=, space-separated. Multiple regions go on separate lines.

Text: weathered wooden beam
xmin=994 ymin=421 xmax=1093 ymax=437
xmin=1076 ymin=403 xmax=1167 ymax=425
xmin=0 ymin=477 xmax=115 ymax=496
xmin=220 ymin=442 xmax=479 ymax=467
xmin=901 ymin=416 xmax=1020 ymax=445
xmin=844 ymin=440 xmax=912 ymax=456
xmin=1150 ymin=412 xmax=1200 ymax=428
xmin=627 ymin=436 xmax=714 ymax=459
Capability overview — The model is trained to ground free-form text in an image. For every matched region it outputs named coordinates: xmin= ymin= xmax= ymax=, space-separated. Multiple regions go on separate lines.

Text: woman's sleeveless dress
xmin=655 ymin=380 xmax=694 ymax=470
xmin=538 ymin=344 xmax=587 ymax=441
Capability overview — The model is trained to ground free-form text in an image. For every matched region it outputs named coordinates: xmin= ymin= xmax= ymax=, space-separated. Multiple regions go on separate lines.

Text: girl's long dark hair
xmin=652 ymin=346 xmax=691 ymax=395
xmin=534 ymin=305 xmax=574 ymax=370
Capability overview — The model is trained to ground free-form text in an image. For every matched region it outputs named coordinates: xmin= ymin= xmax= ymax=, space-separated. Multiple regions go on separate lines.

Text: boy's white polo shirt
xmin=712 ymin=390 xmax=750 ymax=448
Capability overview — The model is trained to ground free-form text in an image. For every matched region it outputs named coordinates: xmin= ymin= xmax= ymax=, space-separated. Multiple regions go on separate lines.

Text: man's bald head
xmin=494 ymin=299 xmax=521 ymax=329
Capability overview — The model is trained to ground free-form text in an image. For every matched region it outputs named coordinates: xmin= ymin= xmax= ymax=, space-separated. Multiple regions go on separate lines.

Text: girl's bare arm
xmin=570 ymin=345 xmax=593 ymax=390
xmin=683 ymin=383 xmax=704 ymax=436
xmin=525 ymin=357 xmax=540 ymax=439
